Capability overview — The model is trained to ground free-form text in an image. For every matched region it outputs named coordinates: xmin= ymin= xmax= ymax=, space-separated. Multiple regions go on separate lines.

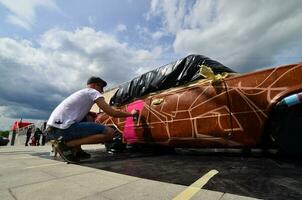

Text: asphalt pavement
xmin=0 ymin=145 xmax=260 ymax=200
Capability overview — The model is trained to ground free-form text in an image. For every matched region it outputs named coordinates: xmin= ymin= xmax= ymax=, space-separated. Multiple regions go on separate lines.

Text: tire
xmin=270 ymin=104 xmax=302 ymax=156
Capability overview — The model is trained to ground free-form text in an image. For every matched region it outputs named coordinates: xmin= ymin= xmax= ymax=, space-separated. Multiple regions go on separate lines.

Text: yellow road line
xmin=173 ymin=169 xmax=219 ymax=200
xmin=25 ymin=163 xmax=64 ymax=169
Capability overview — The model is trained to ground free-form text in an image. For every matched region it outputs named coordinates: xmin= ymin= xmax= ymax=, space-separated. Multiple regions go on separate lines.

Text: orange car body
xmin=96 ymin=55 xmax=302 ymax=152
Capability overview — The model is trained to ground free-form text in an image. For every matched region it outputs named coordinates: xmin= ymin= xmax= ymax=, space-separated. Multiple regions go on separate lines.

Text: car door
xmin=190 ymin=81 xmax=233 ymax=139
xmin=149 ymin=81 xmax=233 ymax=143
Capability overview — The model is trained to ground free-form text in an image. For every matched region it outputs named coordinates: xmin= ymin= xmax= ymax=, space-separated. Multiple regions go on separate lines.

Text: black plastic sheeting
xmin=110 ymin=54 xmax=235 ymax=106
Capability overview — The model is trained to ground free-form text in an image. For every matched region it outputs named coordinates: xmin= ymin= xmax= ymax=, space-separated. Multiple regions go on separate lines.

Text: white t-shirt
xmin=47 ymin=88 xmax=102 ymax=129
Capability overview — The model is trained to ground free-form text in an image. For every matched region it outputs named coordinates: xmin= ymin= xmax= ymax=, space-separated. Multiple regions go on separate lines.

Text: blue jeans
xmin=46 ymin=122 xmax=107 ymax=142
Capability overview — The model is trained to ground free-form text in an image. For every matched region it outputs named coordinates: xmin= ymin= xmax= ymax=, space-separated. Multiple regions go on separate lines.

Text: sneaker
xmin=76 ymin=149 xmax=91 ymax=160
xmin=54 ymin=141 xmax=79 ymax=164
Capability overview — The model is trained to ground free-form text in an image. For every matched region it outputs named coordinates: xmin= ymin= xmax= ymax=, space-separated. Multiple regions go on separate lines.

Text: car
xmin=96 ymin=54 xmax=302 ymax=156
xmin=0 ymin=136 xmax=9 ymax=146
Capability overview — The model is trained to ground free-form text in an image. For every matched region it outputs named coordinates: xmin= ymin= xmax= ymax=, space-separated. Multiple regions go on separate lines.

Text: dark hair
xmin=87 ymin=76 xmax=107 ymax=87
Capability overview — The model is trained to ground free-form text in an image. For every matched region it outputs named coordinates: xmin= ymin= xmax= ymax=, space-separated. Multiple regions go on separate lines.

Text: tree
xmin=0 ymin=130 xmax=9 ymax=138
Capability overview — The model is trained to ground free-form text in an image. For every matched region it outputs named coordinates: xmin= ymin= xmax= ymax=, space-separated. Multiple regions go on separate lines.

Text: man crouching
xmin=46 ymin=76 xmax=138 ymax=163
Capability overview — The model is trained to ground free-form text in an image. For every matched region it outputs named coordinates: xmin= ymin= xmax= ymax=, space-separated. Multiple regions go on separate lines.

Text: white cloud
xmin=152 ymin=31 xmax=165 ymax=40
xmin=0 ymin=27 xmax=162 ymax=120
xmin=6 ymin=15 xmax=31 ymax=30
xmin=116 ymin=24 xmax=127 ymax=32
xmin=0 ymin=0 xmax=58 ymax=30
xmin=148 ymin=0 xmax=187 ymax=33
xmin=148 ymin=0 xmax=302 ymax=72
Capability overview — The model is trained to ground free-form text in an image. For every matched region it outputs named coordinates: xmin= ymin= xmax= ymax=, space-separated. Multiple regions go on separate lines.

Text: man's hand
xmin=131 ymin=109 xmax=139 ymax=122
xmin=131 ymin=109 xmax=139 ymax=117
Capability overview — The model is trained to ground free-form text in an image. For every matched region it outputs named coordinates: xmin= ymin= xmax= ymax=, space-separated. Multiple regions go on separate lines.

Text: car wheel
xmin=270 ymin=104 xmax=302 ymax=156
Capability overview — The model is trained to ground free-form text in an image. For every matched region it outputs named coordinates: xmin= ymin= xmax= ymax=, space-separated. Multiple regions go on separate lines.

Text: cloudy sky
xmin=0 ymin=0 xmax=302 ymax=130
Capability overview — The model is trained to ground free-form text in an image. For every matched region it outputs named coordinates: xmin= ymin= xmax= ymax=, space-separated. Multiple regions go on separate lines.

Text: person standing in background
xmin=41 ymin=121 xmax=47 ymax=146
xmin=25 ymin=127 xmax=32 ymax=146
xmin=34 ymin=128 xmax=42 ymax=146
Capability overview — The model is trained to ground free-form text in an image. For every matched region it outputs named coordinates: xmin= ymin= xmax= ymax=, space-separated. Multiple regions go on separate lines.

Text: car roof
xmin=110 ymin=54 xmax=235 ymax=106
